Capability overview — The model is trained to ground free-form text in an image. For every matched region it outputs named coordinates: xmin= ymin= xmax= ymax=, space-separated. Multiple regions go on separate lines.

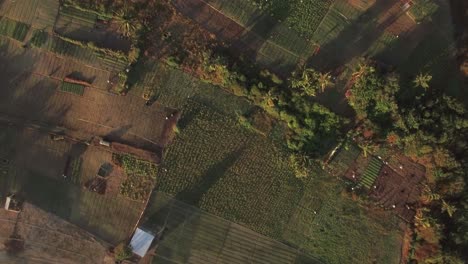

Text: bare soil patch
xmin=0 ymin=203 xmax=107 ymax=264
xmin=370 ymin=155 xmax=426 ymax=222
xmin=348 ymin=0 xmax=376 ymax=11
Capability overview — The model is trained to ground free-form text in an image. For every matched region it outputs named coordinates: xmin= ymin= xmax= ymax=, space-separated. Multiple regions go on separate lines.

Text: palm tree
xmin=413 ymin=73 xmax=432 ymax=89
xmin=421 ymin=184 xmax=440 ymax=204
xmin=441 ymin=199 xmax=457 ymax=217
xmin=352 ymin=62 xmax=374 ymax=79
xmin=317 ymin=72 xmax=333 ymax=93
xmin=290 ymin=68 xmax=318 ymax=97
xmin=114 ymin=9 xmax=137 ymax=38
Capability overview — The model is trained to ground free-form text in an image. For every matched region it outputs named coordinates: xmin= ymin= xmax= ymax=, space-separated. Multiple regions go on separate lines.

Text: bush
xmin=114 ymin=243 xmax=132 ymax=262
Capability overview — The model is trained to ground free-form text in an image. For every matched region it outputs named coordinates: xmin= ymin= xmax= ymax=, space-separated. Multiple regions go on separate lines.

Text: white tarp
xmin=130 ymin=228 xmax=155 ymax=257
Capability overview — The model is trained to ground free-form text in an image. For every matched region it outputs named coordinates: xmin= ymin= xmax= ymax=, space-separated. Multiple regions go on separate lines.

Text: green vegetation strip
xmin=60 ymin=5 xmax=97 ymax=24
xmin=61 ymin=81 xmax=85 ymax=95
xmin=0 ymin=17 xmax=30 ymax=41
xmin=358 ymin=157 xmax=383 ymax=189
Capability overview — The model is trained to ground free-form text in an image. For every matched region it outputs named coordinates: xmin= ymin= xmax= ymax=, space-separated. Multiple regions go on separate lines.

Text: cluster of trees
xmin=347 ymin=62 xmax=468 ymax=262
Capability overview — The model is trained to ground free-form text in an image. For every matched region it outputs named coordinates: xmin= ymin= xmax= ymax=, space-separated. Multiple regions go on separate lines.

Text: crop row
xmin=147 ymin=191 xmax=318 ymax=264
xmin=61 ymin=81 xmax=85 ymax=96
xmin=358 ymin=157 xmax=382 ymax=189
xmin=157 ymin=101 xmax=303 ymax=239
xmin=0 ymin=18 xmax=30 ymax=41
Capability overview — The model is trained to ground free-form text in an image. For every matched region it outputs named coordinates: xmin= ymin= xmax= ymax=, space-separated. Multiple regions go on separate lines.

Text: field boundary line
xmin=172 ymin=0 xmax=303 ymax=59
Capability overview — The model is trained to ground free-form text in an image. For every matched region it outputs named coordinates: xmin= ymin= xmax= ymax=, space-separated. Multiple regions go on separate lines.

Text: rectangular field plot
xmin=32 ymin=0 xmax=60 ymax=30
xmin=0 ymin=17 xmax=30 ymax=41
xmin=141 ymin=192 xmax=320 ymax=264
xmin=0 ymin=0 xmax=40 ymax=25
xmin=61 ymin=81 xmax=85 ymax=96
xmin=31 ymin=32 xmax=127 ymax=72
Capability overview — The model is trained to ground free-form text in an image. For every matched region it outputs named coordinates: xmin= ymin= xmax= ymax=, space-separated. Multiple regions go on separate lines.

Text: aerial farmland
xmin=0 ymin=0 xmax=466 ymax=263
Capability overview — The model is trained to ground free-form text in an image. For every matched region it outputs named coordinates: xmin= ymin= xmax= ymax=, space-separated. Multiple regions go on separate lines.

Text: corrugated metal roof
xmin=130 ymin=228 xmax=155 ymax=257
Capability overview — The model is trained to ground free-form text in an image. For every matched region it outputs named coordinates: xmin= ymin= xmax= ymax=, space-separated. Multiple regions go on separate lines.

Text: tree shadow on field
xmin=307 ymin=0 xmax=406 ymax=71
xmin=67 ymin=71 xmax=96 ymax=84
xmin=105 ymin=124 xmax=133 ymax=140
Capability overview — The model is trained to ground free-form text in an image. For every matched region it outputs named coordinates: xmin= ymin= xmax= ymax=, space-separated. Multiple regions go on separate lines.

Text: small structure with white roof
xmin=129 ymin=228 xmax=155 ymax=257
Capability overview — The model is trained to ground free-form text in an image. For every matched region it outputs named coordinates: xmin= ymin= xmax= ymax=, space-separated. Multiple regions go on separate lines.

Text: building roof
xmin=130 ymin=228 xmax=155 ymax=257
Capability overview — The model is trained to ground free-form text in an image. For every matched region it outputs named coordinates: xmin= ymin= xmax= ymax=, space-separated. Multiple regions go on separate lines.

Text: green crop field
xmin=61 ymin=81 xmax=86 ymax=95
xmin=282 ymin=165 xmax=403 ymax=264
xmin=358 ymin=157 xmax=383 ymax=189
xmin=156 ymin=100 xmax=302 ymax=238
xmin=251 ymin=0 xmax=333 ymax=38
xmin=0 ymin=17 xmax=30 ymax=41
xmin=30 ymin=31 xmax=127 ymax=71
xmin=327 ymin=143 xmax=361 ymax=176
xmin=142 ymin=191 xmax=321 ymax=264
xmin=310 ymin=0 xmax=362 ymax=46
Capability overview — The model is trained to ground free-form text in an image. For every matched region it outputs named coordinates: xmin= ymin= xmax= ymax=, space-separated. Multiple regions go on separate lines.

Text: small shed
xmin=129 ymin=228 xmax=155 ymax=257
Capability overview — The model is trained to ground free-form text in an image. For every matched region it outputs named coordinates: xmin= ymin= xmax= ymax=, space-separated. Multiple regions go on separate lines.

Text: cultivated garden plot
xmin=0 ymin=17 xmax=30 ymax=41
xmin=156 ymin=100 xmax=302 ymax=239
xmin=177 ymin=0 xmax=317 ymax=73
xmin=0 ymin=126 xmax=149 ymax=244
xmin=141 ymin=192 xmax=320 ymax=264
xmin=54 ymin=5 xmax=131 ymax=52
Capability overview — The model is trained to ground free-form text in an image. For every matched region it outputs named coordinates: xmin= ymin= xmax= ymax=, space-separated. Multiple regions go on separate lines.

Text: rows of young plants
xmin=30 ymin=30 xmax=128 ymax=72
xmin=61 ymin=81 xmax=85 ymax=95
xmin=144 ymin=191 xmax=320 ymax=264
xmin=0 ymin=0 xmax=39 ymax=25
xmin=249 ymin=0 xmax=333 ymax=39
xmin=203 ymin=0 xmax=316 ymax=59
xmin=113 ymin=154 xmax=157 ymax=201
xmin=357 ymin=157 xmax=383 ymax=189
xmin=157 ymin=101 xmax=305 ymax=239
xmin=0 ymin=18 xmax=30 ymax=41
xmin=327 ymin=142 xmax=361 ymax=176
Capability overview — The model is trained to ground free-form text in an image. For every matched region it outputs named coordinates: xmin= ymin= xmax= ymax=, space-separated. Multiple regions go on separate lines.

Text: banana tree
xmin=413 ymin=73 xmax=432 ymax=89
